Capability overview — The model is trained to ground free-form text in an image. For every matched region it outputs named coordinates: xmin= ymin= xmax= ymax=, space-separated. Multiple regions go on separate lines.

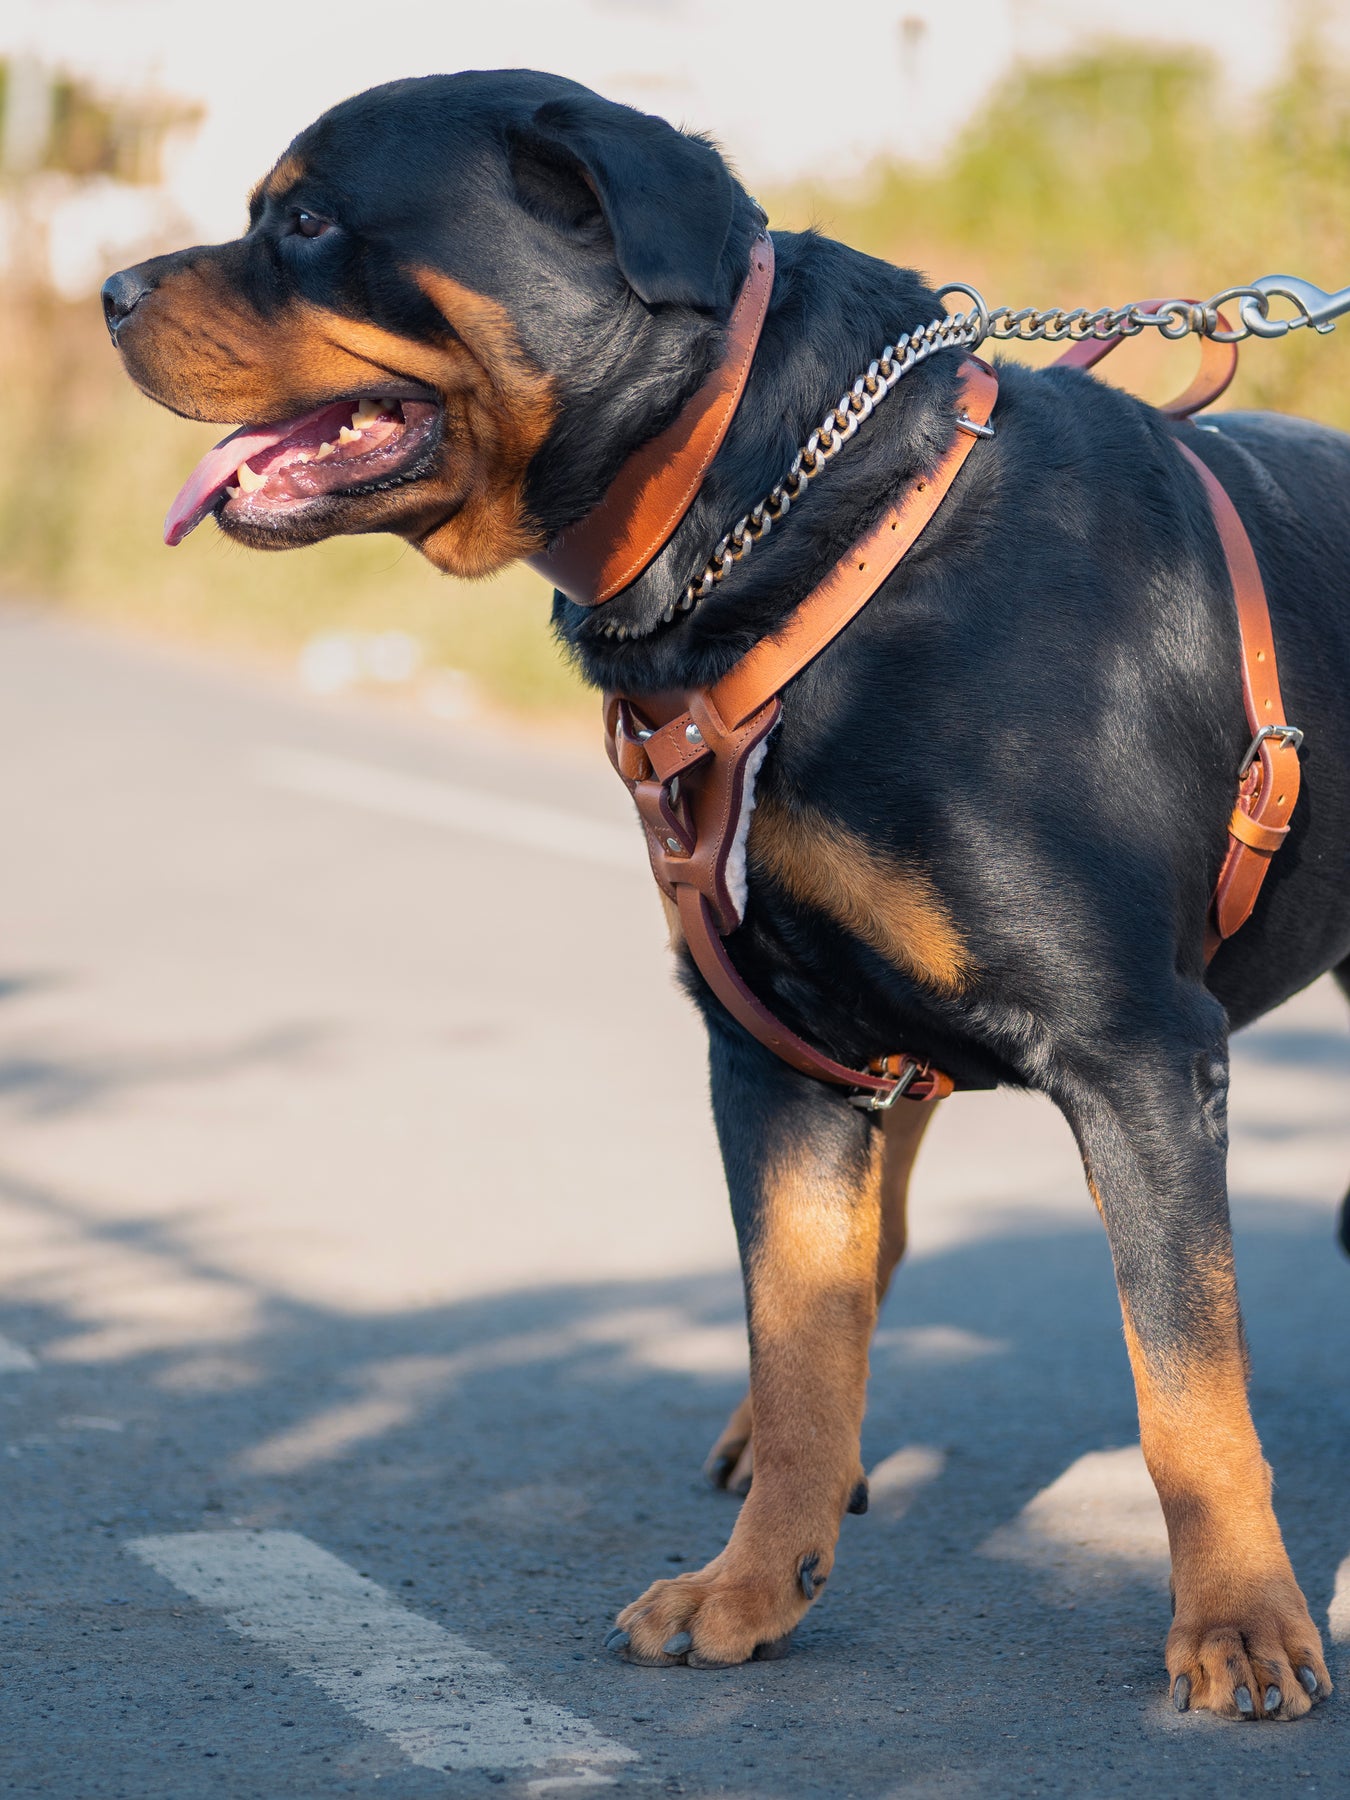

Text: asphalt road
xmin=2 ymin=604 xmax=1349 ymax=1800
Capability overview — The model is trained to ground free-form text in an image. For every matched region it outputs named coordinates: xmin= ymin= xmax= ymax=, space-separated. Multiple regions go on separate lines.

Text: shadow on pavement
xmin=3 ymin=1156 xmax=1348 ymax=1799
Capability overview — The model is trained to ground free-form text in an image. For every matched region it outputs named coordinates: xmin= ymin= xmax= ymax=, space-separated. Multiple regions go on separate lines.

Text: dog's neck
xmin=555 ymin=229 xmax=968 ymax=696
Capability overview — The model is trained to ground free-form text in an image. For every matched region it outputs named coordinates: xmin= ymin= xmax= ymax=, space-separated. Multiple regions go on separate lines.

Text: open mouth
xmin=164 ymin=391 xmax=442 ymax=546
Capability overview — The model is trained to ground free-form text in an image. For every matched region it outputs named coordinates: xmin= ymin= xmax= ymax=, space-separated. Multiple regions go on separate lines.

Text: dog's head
xmin=104 ymin=71 xmax=752 ymax=577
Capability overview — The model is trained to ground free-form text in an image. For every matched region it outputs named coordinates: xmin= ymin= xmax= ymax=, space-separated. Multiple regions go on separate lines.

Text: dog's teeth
xmin=351 ymin=397 xmax=383 ymax=425
xmin=294 ymin=450 xmax=313 ymax=464
xmin=314 ymin=441 xmax=335 ymax=460
xmin=235 ymin=461 xmax=266 ymax=493
xmin=224 ymin=485 xmax=240 ymax=500
xmin=338 ymin=425 xmax=361 ymax=444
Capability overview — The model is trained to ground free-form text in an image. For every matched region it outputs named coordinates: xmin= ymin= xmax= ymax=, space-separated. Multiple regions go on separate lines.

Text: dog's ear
xmin=509 ymin=95 xmax=735 ymax=311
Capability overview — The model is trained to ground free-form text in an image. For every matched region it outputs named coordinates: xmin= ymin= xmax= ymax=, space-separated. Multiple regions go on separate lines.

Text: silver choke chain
xmin=599 ymin=268 xmax=1350 ymax=643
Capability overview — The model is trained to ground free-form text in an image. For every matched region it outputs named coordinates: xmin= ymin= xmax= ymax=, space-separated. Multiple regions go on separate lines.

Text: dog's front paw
xmin=605 ymin=1547 xmax=827 ymax=1668
xmin=1168 ymin=1576 xmax=1332 ymax=1721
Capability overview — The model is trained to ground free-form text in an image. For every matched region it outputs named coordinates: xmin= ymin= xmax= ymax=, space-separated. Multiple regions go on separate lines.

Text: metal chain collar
xmin=599 ymin=310 xmax=984 ymax=639
xmin=598 ymin=268 xmax=1350 ymax=642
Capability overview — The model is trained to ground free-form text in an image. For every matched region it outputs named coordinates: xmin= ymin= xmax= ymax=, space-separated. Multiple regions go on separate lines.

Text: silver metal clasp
xmin=849 ymin=1060 xmax=919 ymax=1112
xmin=1238 ymin=722 xmax=1305 ymax=778
xmin=955 ymin=413 xmax=996 ymax=438
xmin=1239 ymin=275 xmax=1350 ymax=339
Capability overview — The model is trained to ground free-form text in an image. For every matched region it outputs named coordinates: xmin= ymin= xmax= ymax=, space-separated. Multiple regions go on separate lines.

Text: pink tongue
xmin=163 ymin=403 xmax=345 ymax=546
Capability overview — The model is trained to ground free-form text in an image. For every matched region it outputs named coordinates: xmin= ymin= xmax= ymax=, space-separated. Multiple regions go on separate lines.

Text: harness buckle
xmin=849 ymin=1058 xmax=921 ymax=1112
xmin=1237 ymin=722 xmax=1304 ymax=778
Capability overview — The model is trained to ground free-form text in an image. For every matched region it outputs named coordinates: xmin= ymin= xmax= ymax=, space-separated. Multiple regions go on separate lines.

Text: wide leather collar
xmin=527 ymin=231 xmax=775 ymax=607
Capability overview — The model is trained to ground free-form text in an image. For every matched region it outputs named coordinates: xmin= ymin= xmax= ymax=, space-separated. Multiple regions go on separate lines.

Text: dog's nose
xmin=101 ymin=266 xmax=153 ymax=338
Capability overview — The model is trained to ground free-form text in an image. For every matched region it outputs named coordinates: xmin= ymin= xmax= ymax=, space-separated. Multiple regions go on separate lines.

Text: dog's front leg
xmin=610 ymin=1024 xmax=882 ymax=1667
xmin=705 ymin=1094 xmax=937 ymax=1494
xmin=1060 ymin=1001 xmax=1331 ymax=1721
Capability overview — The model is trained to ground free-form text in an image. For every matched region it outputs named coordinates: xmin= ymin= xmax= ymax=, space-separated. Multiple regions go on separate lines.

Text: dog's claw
xmin=847 ymin=1479 xmax=869 ymax=1515
xmin=1263 ymin=1685 xmax=1282 ymax=1714
xmin=662 ymin=1631 xmax=692 ymax=1657
xmin=1298 ymin=1665 xmax=1319 ymax=1696
xmin=603 ymin=1628 xmax=629 ymax=1652
xmin=1172 ymin=1673 xmax=1191 ymax=1713
xmin=1234 ymin=1684 xmax=1254 ymax=1717
xmin=753 ymin=1632 xmax=794 ymax=1661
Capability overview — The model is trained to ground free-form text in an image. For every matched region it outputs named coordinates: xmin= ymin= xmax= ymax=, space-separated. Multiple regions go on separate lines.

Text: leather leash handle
xmin=1173 ymin=440 xmax=1303 ymax=961
xmin=1052 ymin=302 xmax=1238 ymax=419
xmin=528 ymin=233 xmax=776 ymax=606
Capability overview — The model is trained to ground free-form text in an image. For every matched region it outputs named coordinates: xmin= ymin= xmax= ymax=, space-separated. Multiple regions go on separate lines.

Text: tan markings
xmin=115 ymin=260 xmax=557 ymax=578
xmin=874 ymin=1096 xmax=935 ymax=1304
xmin=1119 ymin=1278 xmax=1330 ymax=1717
xmin=258 ymin=151 xmax=307 ymax=206
xmin=749 ymin=794 xmax=971 ymax=995
xmin=705 ymin=1098 xmax=939 ymax=1497
xmin=621 ymin=1135 xmax=884 ymax=1664
xmin=266 ymin=153 xmax=307 ymax=200
xmin=657 ymin=889 xmax=682 ymax=953
xmin=410 ymin=269 xmax=557 ymax=574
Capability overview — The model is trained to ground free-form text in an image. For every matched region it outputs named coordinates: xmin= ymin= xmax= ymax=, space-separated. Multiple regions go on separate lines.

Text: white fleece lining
xmin=724 ymin=735 xmax=770 ymax=925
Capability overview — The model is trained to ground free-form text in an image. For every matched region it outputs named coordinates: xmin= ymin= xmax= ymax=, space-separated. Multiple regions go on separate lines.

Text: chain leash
xmin=597 ymin=270 xmax=1350 ymax=642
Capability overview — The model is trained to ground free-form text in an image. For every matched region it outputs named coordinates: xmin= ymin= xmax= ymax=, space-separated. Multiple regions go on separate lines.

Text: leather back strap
xmin=1053 ymin=299 xmax=1238 ymax=418
xmin=607 ymin=358 xmax=998 ymax=1105
xmin=1174 ymin=441 xmax=1303 ymax=960
xmin=528 ymin=233 xmax=775 ymax=606
xmin=1051 ymin=320 xmax=1301 ymax=957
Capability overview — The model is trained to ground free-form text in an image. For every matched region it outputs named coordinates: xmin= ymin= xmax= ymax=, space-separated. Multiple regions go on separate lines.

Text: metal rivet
xmin=665 ymin=836 xmax=682 ymax=852
xmin=685 ymin=723 xmax=703 ymax=745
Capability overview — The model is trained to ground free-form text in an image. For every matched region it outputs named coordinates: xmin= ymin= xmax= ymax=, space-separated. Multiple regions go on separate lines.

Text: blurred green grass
xmin=5 ymin=34 xmax=1350 ymax=714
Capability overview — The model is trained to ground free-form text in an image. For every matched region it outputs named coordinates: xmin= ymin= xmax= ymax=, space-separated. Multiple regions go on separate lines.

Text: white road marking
xmin=0 ymin=1334 xmax=37 ymax=1372
xmin=254 ymin=746 xmax=642 ymax=872
xmin=128 ymin=1530 xmax=635 ymax=1780
xmin=1329 ymin=1554 xmax=1350 ymax=1643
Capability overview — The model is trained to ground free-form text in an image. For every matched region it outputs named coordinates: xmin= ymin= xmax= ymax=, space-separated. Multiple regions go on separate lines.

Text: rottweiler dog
xmin=102 ymin=70 xmax=1349 ymax=1719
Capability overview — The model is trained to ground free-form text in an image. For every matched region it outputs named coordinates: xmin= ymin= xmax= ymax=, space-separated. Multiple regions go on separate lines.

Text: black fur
xmin=104 ymin=70 xmax=1350 ymax=1702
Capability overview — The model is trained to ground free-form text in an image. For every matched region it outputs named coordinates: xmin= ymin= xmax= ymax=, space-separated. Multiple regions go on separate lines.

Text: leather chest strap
xmin=528 ymin=232 xmax=775 ymax=607
xmin=702 ymin=356 xmax=998 ymax=733
xmin=608 ymin=358 xmax=998 ymax=1107
xmin=1174 ymin=440 xmax=1303 ymax=962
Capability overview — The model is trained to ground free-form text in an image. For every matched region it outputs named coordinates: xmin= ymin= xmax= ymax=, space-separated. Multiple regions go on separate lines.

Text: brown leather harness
xmin=542 ymin=245 xmax=1304 ymax=1108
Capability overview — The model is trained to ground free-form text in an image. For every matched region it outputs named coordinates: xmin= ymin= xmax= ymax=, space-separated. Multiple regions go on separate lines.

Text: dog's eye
xmin=291 ymin=210 xmax=332 ymax=240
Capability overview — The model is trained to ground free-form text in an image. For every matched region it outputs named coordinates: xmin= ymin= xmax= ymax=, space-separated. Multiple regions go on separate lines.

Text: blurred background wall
xmin=2 ymin=0 xmax=1349 ymax=719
